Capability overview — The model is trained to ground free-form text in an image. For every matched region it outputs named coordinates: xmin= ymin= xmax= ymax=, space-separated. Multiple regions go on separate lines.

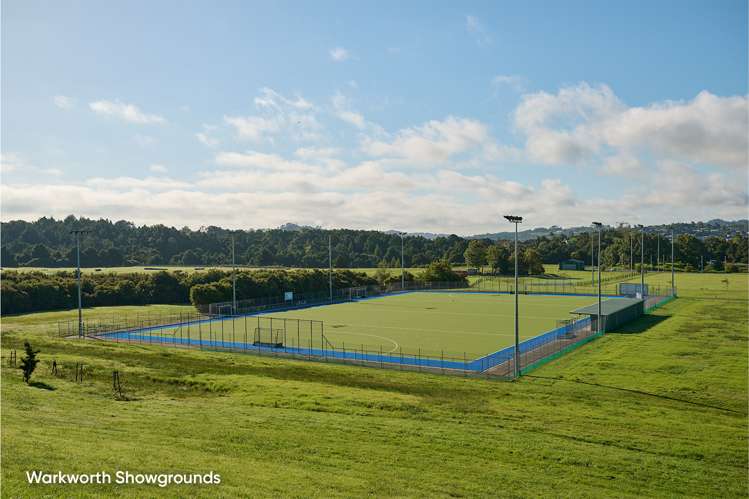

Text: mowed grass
xmin=622 ymin=271 xmax=748 ymax=300
xmin=1 ymin=273 xmax=747 ymax=497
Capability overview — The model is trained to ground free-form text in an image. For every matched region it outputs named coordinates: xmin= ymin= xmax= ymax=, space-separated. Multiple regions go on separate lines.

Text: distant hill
xmin=469 ymin=219 xmax=748 ymax=242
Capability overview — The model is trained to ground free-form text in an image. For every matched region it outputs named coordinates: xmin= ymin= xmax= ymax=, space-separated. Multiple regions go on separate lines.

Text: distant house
xmin=559 ymin=259 xmax=585 ymax=271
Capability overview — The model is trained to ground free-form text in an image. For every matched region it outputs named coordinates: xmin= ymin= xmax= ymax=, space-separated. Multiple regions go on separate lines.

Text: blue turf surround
xmin=97 ymin=289 xmax=605 ymax=373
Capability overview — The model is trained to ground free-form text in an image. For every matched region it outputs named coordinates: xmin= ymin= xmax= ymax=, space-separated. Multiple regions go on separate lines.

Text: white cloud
xmin=196 ymin=132 xmax=219 ymax=147
xmin=294 ymin=147 xmax=341 ymax=159
xmin=1 ymin=153 xmax=63 ymax=178
xmin=85 ymin=176 xmax=190 ymax=191
xmin=224 ymin=115 xmax=280 ymax=142
xmin=602 ymin=154 xmax=643 ymax=176
xmin=514 ymin=84 xmax=748 ymax=170
xmin=89 ymin=100 xmax=166 ymax=124
xmin=3 ymin=152 xmax=747 ymax=233
xmin=465 ymin=15 xmax=491 ymax=46
xmin=53 ymin=95 xmax=75 ymax=109
xmin=1 ymin=153 xmax=23 ymax=173
xmin=362 ymin=116 xmax=490 ymax=166
xmin=600 ymin=91 xmax=748 ymax=169
xmin=149 ymin=164 xmax=168 ymax=174
xmin=195 ymin=124 xmax=220 ymax=147
xmin=4 ymin=82 xmax=747 ymax=234
xmin=225 ymin=88 xmax=321 ymax=143
xmin=215 ymin=151 xmax=321 ymax=173
xmin=329 ymin=47 xmax=350 ymax=62
xmin=254 ymin=87 xmax=313 ymax=110
xmin=331 ymin=92 xmax=366 ymax=129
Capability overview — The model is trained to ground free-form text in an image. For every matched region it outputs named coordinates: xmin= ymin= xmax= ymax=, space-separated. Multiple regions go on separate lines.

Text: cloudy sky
xmin=2 ymin=0 xmax=747 ymax=234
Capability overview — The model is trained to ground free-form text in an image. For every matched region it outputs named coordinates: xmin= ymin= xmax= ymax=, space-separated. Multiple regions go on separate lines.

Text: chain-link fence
xmin=58 ymin=281 xmax=675 ymax=379
xmin=206 ymin=281 xmax=470 ymax=316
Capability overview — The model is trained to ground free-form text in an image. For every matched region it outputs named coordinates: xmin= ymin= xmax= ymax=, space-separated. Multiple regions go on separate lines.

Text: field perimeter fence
xmin=205 ymin=280 xmax=470 ymax=316
xmin=59 ymin=308 xmax=598 ymax=379
xmin=57 ymin=280 xmax=675 ymax=379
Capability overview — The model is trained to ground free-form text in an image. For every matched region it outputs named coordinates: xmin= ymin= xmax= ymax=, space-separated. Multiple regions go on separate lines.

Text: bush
xmin=419 ymin=260 xmax=467 ymax=283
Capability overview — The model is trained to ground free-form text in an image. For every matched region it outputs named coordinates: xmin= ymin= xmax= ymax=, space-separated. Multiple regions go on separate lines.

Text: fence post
xmin=198 ymin=316 xmax=203 ymax=350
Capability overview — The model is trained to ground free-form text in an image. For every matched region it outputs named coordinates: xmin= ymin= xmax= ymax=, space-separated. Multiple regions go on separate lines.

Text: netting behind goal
xmin=253 ymin=327 xmax=285 ymax=347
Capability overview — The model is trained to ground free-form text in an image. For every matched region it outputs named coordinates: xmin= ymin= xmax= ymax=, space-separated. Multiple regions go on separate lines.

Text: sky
xmin=1 ymin=0 xmax=747 ymax=235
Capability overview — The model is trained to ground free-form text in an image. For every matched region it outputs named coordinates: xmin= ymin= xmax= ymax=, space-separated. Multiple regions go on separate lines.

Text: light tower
xmin=592 ymin=222 xmax=603 ymax=334
xmin=70 ymin=229 xmax=90 ymax=337
xmin=504 ymin=215 xmax=523 ymax=378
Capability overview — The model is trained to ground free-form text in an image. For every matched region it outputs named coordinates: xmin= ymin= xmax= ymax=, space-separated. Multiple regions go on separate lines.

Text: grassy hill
xmin=1 ymin=274 xmax=746 ymax=497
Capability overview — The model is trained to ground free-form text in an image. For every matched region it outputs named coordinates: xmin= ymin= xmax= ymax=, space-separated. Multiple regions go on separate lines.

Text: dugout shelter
xmin=570 ymin=298 xmax=644 ymax=333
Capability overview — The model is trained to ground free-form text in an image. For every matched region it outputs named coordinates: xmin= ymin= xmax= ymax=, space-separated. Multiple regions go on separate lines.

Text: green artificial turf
xmin=144 ymin=292 xmax=597 ymax=359
xmin=1 ymin=273 xmax=746 ymax=498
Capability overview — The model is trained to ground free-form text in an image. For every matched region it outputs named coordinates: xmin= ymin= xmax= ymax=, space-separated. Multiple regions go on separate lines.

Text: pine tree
xmin=19 ymin=341 xmax=40 ymax=384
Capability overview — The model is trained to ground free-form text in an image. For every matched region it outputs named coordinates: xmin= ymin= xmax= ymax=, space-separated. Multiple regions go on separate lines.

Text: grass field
xmin=1 ymin=273 xmax=746 ymax=497
xmin=138 ymin=292 xmax=597 ymax=359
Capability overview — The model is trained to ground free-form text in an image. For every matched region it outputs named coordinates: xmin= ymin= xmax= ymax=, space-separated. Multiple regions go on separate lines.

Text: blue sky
xmin=2 ymin=0 xmax=747 ymax=234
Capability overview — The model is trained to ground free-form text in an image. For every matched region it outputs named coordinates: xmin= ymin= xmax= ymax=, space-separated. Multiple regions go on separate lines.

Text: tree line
xmin=0 ymin=269 xmax=376 ymax=315
xmin=1 ymin=261 xmax=468 ymax=315
xmin=1 ymin=216 xmax=746 ymax=271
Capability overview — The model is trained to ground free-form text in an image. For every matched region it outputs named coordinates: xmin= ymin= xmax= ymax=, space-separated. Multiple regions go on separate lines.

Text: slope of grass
xmin=1 ymin=275 xmax=746 ymax=497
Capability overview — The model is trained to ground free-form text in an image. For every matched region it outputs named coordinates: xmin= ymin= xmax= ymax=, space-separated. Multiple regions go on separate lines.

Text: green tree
xmin=373 ymin=261 xmax=391 ymax=285
xmin=463 ymin=240 xmax=487 ymax=271
xmin=486 ymin=243 xmax=510 ymax=274
xmin=523 ymin=248 xmax=545 ymax=275
xmin=419 ymin=260 xmax=467 ymax=283
xmin=20 ymin=341 xmax=40 ymax=384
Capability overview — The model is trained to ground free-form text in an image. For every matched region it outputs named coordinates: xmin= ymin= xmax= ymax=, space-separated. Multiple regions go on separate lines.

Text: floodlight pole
xmin=639 ymin=225 xmax=645 ymax=296
xmin=231 ymin=234 xmax=237 ymax=314
xmin=671 ymin=228 xmax=675 ymax=296
xmin=590 ymin=234 xmax=594 ymax=286
xmin=504 ymin=215 xmax=522 ymax=378
xmin=657 ymin=234 xmax=660 ymax=271
xmin=70 ymin=229 xmax=89 ymax=337
xmin=400 ymin=232 xmax=405 ymax=290
xmin=328 ymin=234 xmax=333 ymax=303
xmin=629 ymin=231 xmax=633 ymax=272
xmin=592 ymin=223 xmax=603 ymax=334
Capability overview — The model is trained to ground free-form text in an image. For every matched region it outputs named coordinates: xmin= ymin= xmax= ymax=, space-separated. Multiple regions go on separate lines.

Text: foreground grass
xmin=1 ymin=281 xmax=747 ymax=497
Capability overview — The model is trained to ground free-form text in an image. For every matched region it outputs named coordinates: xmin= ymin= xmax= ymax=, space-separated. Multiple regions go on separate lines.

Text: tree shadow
xmin=29 ymin=381 xmax=56 ymax=390
xmin=609 ymin=314 xmax=670 ymax=334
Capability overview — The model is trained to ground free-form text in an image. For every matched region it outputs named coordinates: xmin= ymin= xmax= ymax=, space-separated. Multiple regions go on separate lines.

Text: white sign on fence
xmin=284 ymin=291 xmax=293 ymax=301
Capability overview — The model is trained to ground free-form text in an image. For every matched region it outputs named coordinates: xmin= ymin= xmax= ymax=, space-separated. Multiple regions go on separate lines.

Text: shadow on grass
xmin=525 ymin=375 xmax=743 ymax=414
xmin=609 ymin=314 xmax=670 ymax=334
xmin=29 ymin=381 xmax=55 ymax=390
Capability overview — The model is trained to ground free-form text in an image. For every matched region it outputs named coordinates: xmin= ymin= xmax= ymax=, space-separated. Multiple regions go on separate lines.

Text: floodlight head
xmin=592 ymin=222 xmax=602 ymax=228
xmin=504 ymin=215 xmax=523 ymax=223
